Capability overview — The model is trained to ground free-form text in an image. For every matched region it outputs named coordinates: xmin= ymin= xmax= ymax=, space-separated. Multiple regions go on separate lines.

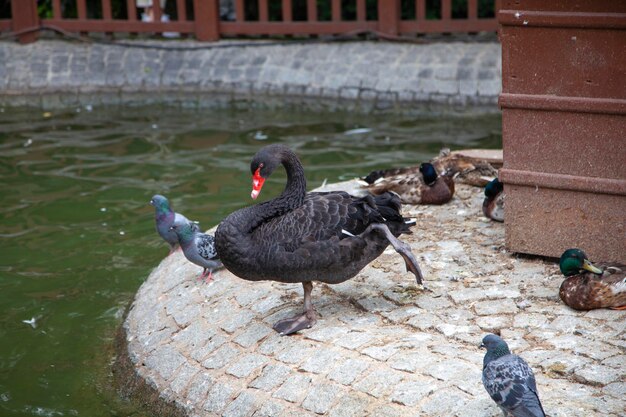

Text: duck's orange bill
xmin=251 ymin=167 xmax=265 ymax=199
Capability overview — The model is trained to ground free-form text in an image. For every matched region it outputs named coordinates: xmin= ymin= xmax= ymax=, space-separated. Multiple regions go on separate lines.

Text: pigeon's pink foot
xmin=203 ymin=271 xmax=214 ymax=284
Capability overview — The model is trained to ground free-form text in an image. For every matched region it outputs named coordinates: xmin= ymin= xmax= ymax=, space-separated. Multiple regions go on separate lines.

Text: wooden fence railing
xmin=1 ymin=0 xmax=499 ymax=44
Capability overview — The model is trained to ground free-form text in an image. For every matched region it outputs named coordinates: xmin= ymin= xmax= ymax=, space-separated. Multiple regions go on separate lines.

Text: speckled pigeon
xmin=481 ymin=334 xmax=546 ymax=417
xmin=170 ymin=219 xmax=222 ymax=283
xmin=150 ymin=194 xmax=199 ymax=253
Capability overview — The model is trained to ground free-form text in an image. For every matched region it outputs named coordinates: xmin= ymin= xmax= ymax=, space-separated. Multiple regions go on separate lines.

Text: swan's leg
xmin=369 ymin=223 xmax=425 ymax=285
xmin=273 ymin=281 xmax=317 ymax=336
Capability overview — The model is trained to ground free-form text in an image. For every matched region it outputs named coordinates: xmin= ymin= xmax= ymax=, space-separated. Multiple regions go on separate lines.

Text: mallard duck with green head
xmin=559 ymin=248 xmax=626 ymax=310
xmin=363 ymin=162 xmax=455 ymax=205
xmin=482 ymin=178 xmax=504 ymax=222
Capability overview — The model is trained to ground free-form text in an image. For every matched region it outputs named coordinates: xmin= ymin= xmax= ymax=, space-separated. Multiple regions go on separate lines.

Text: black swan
xmin=215 ymin=144 xmax=424 ymax=335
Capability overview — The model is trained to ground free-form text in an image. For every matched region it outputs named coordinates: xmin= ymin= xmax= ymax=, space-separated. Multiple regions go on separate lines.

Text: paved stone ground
xmin=0 ymin=39 xmax=500 ymax=111
xmin=121 ymin=181 xmax=625 ymax=417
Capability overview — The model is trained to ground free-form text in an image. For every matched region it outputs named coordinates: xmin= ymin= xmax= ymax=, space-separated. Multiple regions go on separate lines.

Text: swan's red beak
xmin=251 ymin=167 xmax=265 ymax=199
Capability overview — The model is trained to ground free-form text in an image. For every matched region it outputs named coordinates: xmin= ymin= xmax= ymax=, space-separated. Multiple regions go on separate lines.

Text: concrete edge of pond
xmin=0 ymin=39 xmax=501 ymax=113
xmin=114 ymin=305 xmax=187 ymax=417
xmin=114 ymin=179 xmax=626 ymax=417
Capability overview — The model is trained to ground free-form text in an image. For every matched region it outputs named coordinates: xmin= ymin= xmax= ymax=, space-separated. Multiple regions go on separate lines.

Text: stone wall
xmin=0 ymin=39 xmax=501 ymax=111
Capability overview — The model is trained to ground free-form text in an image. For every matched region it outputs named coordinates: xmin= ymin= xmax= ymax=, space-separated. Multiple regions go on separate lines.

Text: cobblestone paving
xmin=123 ymin=182 xmax=625 ymax=416
xmin=0 ymin=39 xmax=500 ymax=110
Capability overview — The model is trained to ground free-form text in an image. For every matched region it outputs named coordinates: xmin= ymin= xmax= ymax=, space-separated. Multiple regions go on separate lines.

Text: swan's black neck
xmin=247 ymin=147 xmax=307 ymax=231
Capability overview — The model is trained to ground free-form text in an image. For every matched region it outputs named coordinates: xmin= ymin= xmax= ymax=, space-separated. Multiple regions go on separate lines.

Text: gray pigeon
xmin=150 ymin=194 xmax=199 ymax=253
xmin=171 ymin=220 xmax=222 ymax=282
xmin=481 ymin=334 xmax=546 ymax=417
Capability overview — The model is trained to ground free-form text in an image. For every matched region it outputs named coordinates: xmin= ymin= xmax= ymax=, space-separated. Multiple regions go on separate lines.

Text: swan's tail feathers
xmin=403 ymin=218 xmax=417 ymax=233
xmin=372 ymin=192 xmax=402 ymax=221
xmin=370 ymin=223 xmax=424 ymax=286
xmin=371 ymin=192 xmax=414 ymax=236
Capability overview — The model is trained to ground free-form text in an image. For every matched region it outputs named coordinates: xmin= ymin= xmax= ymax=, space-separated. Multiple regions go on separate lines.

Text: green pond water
xmin=0 ymin=104 xmax=501 ymax=416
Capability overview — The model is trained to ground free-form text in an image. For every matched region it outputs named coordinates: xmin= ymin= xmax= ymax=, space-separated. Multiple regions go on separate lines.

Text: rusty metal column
xmin=498 ymin=0 xmax=626 ymax=263
xmin=378 ymin=0 xmax=401 ymax=36
xmin=11 ymin=0 xmax=39 ymax=44
xmin=194 ymin=0 xmax=220 ymax=41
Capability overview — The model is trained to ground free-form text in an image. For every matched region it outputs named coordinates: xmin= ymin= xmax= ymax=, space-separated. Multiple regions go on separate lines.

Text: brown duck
xmin=363 ymin=162 xmax=455 ymax=205
xmin=559 ymin=248 xmax=626 ymax=310
xmin=364 ymin=148 xmax=498 ymax=191
xmin=482 ymin=178 xmax=504 ymax=222
xmin=215 ymin=144 xmax=424 ymax=335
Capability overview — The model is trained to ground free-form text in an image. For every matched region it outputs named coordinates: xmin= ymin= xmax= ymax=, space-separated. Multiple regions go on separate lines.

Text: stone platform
xmin=0 ymin=39 xmax=500 ymax=111
xmin=118 ymin=182 xmax=625 ymax=417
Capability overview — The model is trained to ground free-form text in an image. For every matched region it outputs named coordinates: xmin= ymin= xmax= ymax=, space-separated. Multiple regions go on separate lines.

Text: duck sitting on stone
xmin=170 ymin=220 xmax=222 ymax=283
xmin=150 ymin=194 xmax=199 ymax=253
xmin=558 ymin=248 xmax=626 ymax=310
xmin=364 ymin=148 xmax=498 ymax=189
xmin=363 ymin=162 xmax=455 ymax=205
xmin=482 ymin=178 xmax=504 ymax=222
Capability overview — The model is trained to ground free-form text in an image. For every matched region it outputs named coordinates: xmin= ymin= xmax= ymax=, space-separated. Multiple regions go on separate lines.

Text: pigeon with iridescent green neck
xmin=171 ymin=220 xmax=222 ymax=282
xmin=150 ymin=194 xmax=199 ymax=253
xmin=481 ymin=334 xmax=546 ymax=417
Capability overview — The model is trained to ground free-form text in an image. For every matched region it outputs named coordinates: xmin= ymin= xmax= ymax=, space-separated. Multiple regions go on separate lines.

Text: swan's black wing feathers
xmin=253 ymin=191 xmax=391 ymax=251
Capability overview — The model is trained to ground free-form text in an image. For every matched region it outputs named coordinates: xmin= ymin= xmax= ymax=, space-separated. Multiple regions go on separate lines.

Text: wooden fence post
xmin=194 ymin=0 xmax=220 ymax=41
xmin=11 ymin=0 xmax=39 ymax=44
xmin=378 ymin=0 xmax=401 ymax=37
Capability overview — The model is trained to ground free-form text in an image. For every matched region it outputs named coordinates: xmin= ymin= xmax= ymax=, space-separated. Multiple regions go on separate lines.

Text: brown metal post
xmin=235 ymin=0 xmax=245 ymax=22
xmin=356 ymin=0 xmax=366 ymax=22
xmin=52 ymin=0 xmax=62 ymax=18
xmin=127 ymin=0 xmax=137 ymax=21
xmin=194 ymin=0 xmax=220 ymax=41
xmin=282 ymin=0 xmax=292 ymax=22
xmin=331 ymin=0 xmax=341 ymax=22
xmin=307 ymin=0 xmax=317 ymax=22
xmin=176 ymin=0 xmax=187 ymax=21
xmin=416 ymin=0 xmax=426 ymax=21
xmin=11 ymin=0 xmax=39 ymax=43
xmin=259 ymin=0 xmax=269 ymax=22
xmin=378 ymin=0 xmax=400 ymax=36
xmin=77 ymin=0 xmax=87 ymax=19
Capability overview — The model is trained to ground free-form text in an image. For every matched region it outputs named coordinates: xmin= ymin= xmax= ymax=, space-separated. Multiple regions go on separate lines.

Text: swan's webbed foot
xmin=370 ymin=223 xmax=424 ymax=286
xmin=273 ymin=309 xmax=317 ymax=336
xmin=273 ymin=281 xmax=317 ymax=336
